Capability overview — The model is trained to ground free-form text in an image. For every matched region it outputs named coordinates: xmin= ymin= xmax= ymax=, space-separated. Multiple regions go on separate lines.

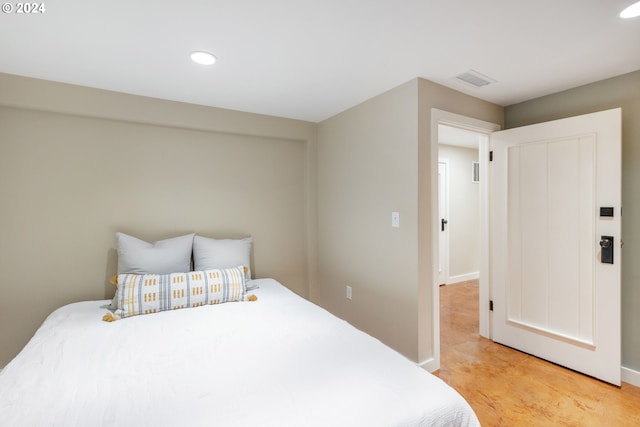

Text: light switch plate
xmin=391 ymin=211 xmax=400 ymax=228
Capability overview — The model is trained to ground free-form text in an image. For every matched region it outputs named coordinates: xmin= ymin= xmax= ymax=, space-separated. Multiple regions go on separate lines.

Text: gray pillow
xmin=117 ymin=232 xmax=195 ymax=274
xmin=193 ymin=235 xmax=252 ymax=280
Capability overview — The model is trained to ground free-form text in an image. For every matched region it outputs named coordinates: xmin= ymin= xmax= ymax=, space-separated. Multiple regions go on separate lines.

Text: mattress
xmin=0 ymin=279 xmax=480 ymax=426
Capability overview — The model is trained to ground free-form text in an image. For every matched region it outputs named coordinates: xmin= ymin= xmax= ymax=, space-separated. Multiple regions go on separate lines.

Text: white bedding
xmin=0 ymin=279 xmax=480 ymax=426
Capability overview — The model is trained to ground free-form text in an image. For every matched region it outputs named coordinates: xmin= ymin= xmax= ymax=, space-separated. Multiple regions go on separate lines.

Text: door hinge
xmin=489 ymin=151 xmax=494 ymax=162
xmin=489 ymin=300 xmax=494 ymax=311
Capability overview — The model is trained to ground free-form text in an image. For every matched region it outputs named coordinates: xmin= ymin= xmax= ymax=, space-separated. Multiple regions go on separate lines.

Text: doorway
xmin=430 ymin=109 xmax=499 ymax=366
xmin=431 ymin=108 xmax=622 ymax=385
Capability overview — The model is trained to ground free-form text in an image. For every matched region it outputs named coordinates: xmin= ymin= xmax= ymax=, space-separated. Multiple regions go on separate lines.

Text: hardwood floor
xmin=434 ymin=280 xmax=640 ymax=426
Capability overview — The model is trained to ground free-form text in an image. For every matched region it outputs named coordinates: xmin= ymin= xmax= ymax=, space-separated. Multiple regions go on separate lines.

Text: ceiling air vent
xmin=455 ymin=70 xmax=496 ymax=87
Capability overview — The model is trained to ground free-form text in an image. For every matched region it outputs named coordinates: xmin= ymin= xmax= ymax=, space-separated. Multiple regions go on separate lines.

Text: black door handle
xmin=600 ymin=236 xmax=614 ymax=264
xmin=441 ymin=218 xmax=448 ymax=231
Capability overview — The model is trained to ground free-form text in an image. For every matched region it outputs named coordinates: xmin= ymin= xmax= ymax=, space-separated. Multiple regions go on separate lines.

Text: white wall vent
xmin=455 ymin=70 xmax=496 ymax=87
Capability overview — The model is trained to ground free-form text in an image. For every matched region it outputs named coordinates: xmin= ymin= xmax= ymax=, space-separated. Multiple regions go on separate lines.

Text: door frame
xmin=431 ymin=109 xmax=500 ymax=345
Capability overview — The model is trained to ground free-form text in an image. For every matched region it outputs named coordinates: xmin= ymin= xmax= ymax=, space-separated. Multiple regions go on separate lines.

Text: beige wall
xmin=317 ymin=78 xmax=502 ymax=364
xmin=438 ymin=145 xmax=480 ymax=279
xmin=317 ymin=79 xmax=420 ymax=359
xmin=0 ymin=73 xmax=317 ymax=368
xmin=504 ymin=70 xmax=640 ymax=372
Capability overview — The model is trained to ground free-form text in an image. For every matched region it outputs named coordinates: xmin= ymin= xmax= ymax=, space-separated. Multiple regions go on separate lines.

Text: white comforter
xmin=0 ymin=279 xmax=480 ymax=426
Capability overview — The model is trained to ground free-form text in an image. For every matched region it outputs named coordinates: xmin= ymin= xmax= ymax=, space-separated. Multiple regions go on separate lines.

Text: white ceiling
xmin=1 ymin=1 xmax=639 ymax=122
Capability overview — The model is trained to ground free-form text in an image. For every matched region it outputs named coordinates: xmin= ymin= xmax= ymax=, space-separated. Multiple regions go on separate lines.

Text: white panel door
xmin=438 ymin=160 xmax=449 ymax=285
xmin=491 ymin=108 xmax=621 ymax=385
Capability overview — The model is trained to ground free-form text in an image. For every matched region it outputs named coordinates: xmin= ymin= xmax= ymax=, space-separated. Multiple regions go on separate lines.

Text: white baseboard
xmin=418 ymin=357 xmax=438 ymax=373
xmin=419 ymin=359 xmax=640 ymax=387
xmin=447 ymin=271 xmax=479 ymax=284
xmin=622 ymin=366 xmax=640 ymax=387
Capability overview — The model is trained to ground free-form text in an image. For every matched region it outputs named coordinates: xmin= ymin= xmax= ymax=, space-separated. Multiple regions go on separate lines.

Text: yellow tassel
xmin=246 ymin=294 xmax=258 ymax=302
xmin=109 ymin=275 xmax=118 ymax=286
xmin=103 ymin=312 xmax=122 ymax=322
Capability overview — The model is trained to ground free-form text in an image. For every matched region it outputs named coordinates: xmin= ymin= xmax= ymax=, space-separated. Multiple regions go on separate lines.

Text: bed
xmin=0 ymin=233 xmax=480 ymax=426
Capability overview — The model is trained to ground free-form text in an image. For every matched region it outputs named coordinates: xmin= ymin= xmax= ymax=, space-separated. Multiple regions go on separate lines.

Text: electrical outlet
xmin=346 ymin=285 xmax=352 ymax=300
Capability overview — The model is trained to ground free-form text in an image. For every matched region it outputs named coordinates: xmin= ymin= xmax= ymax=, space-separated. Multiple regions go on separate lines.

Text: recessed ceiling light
xmin=620 ymin=1 xmax=640 ymax=18
xmin=190 ymin=51 xmax=216 ymax=65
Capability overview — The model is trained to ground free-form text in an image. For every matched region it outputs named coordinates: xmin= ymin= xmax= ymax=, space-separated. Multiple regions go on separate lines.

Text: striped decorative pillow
xmin=110 ymin=266 xmax=248 ymax=320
